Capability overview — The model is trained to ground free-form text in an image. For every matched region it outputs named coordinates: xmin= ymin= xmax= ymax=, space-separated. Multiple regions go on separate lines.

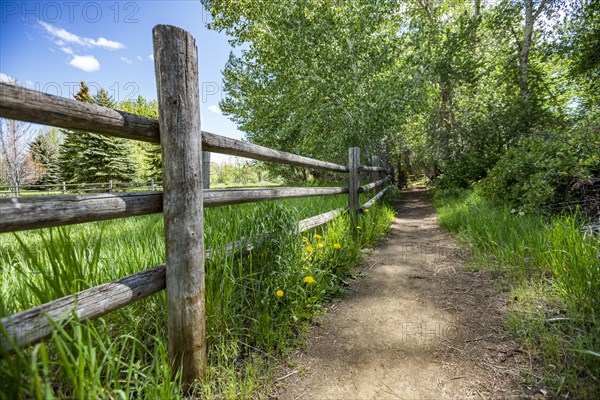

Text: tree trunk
xmin=519 ymin=0 xmax=534 ymax=104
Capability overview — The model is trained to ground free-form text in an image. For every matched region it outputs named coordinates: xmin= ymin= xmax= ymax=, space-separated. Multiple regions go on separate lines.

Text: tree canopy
xmin=203 ymin=0 xmax=599 ymax=210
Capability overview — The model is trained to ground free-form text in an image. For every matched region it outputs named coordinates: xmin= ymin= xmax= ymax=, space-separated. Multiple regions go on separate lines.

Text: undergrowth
xmin=433 ymin=188 xmax=600 ymax=398
xmin=0 ymin=189 xmax=398 ymax=399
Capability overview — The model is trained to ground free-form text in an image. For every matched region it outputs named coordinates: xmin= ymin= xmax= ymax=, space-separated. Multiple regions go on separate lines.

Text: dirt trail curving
xmin=276 ymin=188 xmax=531 ymax=400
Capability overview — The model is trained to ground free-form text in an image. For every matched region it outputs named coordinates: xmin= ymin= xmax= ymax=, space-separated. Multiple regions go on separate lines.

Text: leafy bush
xmin=478 ymin=124 xmax=600 ymax=213
xmin=434 ymin=150 xmax=498 ymax=189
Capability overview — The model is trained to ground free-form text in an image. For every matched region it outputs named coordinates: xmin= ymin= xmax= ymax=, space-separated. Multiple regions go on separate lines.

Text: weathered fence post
xmin=370 ymin=155 xmax=380 ymax=197
xmin=153 ymin=24 xmax=206 ymax=387
xmin=348 ymin=147 xmax=360 ymax=215
xmin=150 ymin=178 xmax=155 ymax=191
xmin=61 ymin=181 xmax=67 ymax=194
xmin=202 ymin=152 xmax=210 ymax=189
xmin=108 ymin=180 xmax=113 ymax=193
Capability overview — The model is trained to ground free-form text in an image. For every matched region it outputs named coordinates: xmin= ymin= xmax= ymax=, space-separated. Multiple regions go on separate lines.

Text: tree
xmin=29 ymin=128 xmax=62 ymax=185
xmin=60 ymin=82 xmax=137 ymax=183
xmin=203 ymin=0 xmax=420 ymax=171
xmin=118 ymin=95 xmax=162 ymax=180
xmin=0 ymin=118 xmax=40 ymax=191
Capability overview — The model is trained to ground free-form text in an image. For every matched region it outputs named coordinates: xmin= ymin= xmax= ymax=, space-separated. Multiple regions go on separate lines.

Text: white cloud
xmin=69 ymin=55 xmax=100 ymax=72
xmin=208 ymin=105 xmax=221 ymax=114
xmin=38 ymin=21 xmax=125 ymax=50
xmin=60 ymin=46 xmax=74 ymax=55
xmin=0 ymin=72 xmax=15 ymax=83
xmin=148 ymin=54 xmax=154 ymax=61
xmin=120 ymin=57 xmax=132 ymax=64
xmin=92 ymin=37 xmax=124 ymax=50
xmin=136 ymin=56 xmax=143 ymax=61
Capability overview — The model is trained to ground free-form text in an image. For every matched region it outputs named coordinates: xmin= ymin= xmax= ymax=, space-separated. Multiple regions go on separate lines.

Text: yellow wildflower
xmin=306 ymin=245 xmax=314 ymax=252
xmin=317 ymin=243 xmax=324 ymax=249
xmin=356 ymin=226 xmax=362 ymax=230
xmin=313 ymin=234 xmax=322 ymax=239
xmin=302 ymin=237 xmax=308 ymax=243
xmin=276 ymin=290 xmax=284 ymax=298
xmin=364 ymin=209 xmax=370 ymax=213
xmin=303 ymin=276 xmax=315 ymax=284
xmin=333 ymin=243 xmax=341 ymax=249
xmin=306 ymin=256 xmax=313 ymax=261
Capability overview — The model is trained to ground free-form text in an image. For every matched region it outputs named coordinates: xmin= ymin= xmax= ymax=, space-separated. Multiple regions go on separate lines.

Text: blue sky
xmin=1 ymin=0 xmax=245 ymax=161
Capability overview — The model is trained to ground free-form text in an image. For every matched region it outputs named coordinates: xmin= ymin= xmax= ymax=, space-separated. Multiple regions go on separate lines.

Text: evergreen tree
xmin=59 ymin=82 xmax=137 ymax=183
xmin=29 ymin=128 xmax=61 ymax=185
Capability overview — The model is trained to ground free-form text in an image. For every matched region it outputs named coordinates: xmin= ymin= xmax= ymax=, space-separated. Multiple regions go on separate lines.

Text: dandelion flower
xmin=364 ymin=209 xmax=369 ymax=213
xmin=317 ymin=243 xmax=324 ymax=249
xmin=303 ymin=276 xmax=315 ymax=284
xmin=313 ymin=234 xmax=322 ymax=239
xmin=306 ymin=245 xmax=314 ymax=252
xmin=333 ymin=243 xmax=341 ymax=249
xmin=518 ymin=211 xmax=525 ymax=217
xmin=356 ymin=226 xmax=362 ymax=230
xmin=276 ymin=290 xmax=284 ymax=298
xmin=302 ymin=237 xmax=308 ymax=243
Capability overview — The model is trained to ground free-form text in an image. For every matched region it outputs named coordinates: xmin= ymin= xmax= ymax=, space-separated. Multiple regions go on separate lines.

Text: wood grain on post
xmin=202 ymin=152 xmax=211 ymax=189
xmin=153 ymin=24 xmax=205 ymax=385
xmin=348 ymin=147 xmax=360 ymax=215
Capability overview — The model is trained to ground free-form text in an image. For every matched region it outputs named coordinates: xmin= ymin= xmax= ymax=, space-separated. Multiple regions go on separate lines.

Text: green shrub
xmin=478 ymin=122 xmax=600 ymax=213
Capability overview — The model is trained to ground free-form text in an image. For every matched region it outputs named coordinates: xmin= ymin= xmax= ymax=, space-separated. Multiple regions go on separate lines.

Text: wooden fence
xmin=0 ymin=180 xmax=162 ymax=197
xmin=0 ymin=25 xmax=393 ymax=386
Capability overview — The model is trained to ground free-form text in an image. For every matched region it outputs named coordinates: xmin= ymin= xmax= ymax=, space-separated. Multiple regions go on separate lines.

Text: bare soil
xmin=274 ymin=188 xmax=533 ymax=400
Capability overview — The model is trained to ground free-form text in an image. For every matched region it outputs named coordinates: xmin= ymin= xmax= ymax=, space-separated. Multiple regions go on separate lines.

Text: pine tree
xmin=29 ymin=128 xmax=61 ymax=185
xmin=59 ymin=82 xmax=137 ymax=183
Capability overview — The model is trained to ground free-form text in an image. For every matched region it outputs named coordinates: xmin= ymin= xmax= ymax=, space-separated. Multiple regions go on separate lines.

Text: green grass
xmin=433 ymin=189 xmax=600 ymax=398
xmin=0 ymin=189 xmax=398 ymax=399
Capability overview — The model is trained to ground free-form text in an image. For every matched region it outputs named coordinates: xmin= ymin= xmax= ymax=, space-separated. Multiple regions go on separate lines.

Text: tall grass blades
xmin=0 ymin=190 xmax=398 ymax=398
xmin=434 ymin=188 xmax=600 ymax=398
xmin=542 ymin=215 xmax=600 ymax=320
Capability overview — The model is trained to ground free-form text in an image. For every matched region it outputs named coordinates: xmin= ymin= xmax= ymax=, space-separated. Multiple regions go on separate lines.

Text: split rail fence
xmin=0 ymin=25 xmax=393 ymax=386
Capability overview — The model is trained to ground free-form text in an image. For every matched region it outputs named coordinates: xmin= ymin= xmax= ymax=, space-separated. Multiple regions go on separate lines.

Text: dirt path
xmin=276 ymin=188 xmax=530 ymax=400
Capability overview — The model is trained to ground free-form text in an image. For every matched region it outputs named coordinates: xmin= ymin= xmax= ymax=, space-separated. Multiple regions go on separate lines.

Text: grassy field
xmin=433 ymin=189 xmax=600 ymax=398
xmin=0 ymin=188 xmax=398 ymax=399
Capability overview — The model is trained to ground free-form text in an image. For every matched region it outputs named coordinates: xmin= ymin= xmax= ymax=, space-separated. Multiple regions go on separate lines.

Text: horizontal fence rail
xmin=0 ymin=82 xmax=161 ymax=143
xmin=360 ymin=165 xmax=389 ymax=173
xmin=0 ymin=187 xmax=349 ymax=233
xmin=360 ymin=186 xmax=392 ymax=211
xmin=358 ymin=177 xmax=389 ymax=193
xmin=0 ymin=83 xmax=347 ymax=172
xmin=203 ymin=133 xmax=347 ymax=172
xmin=1 ymin=205 xmax=365 ymax=352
